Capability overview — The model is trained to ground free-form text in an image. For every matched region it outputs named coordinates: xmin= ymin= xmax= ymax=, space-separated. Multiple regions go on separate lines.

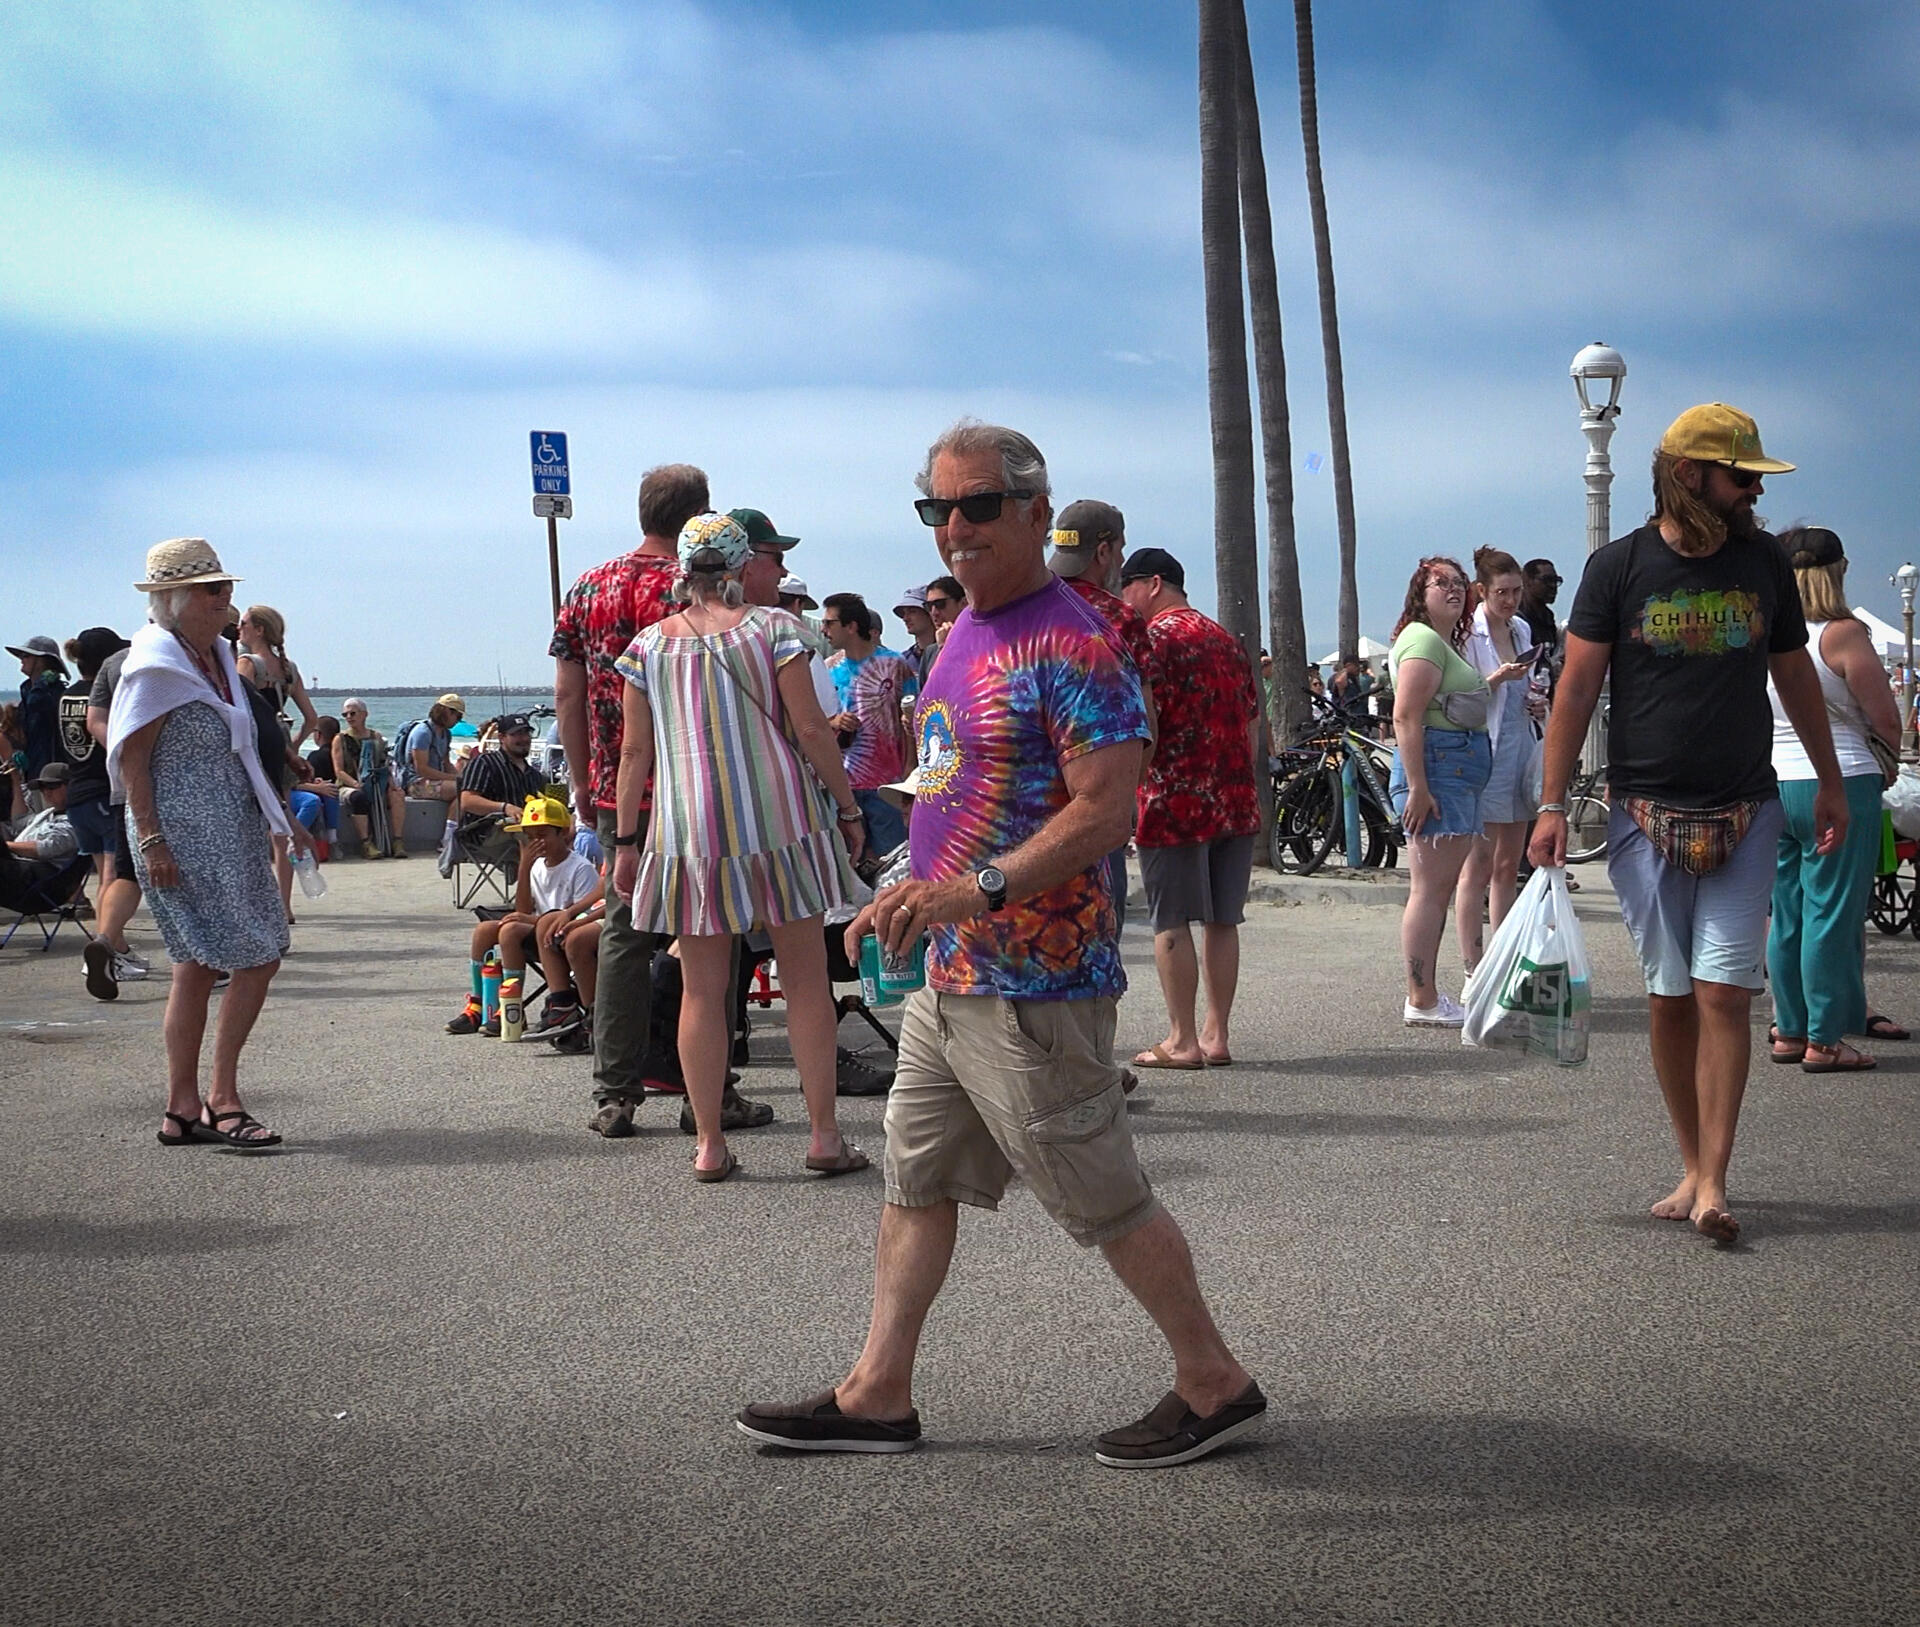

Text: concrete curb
xmin=1246 ymin=867 xmax=1409 ymax=908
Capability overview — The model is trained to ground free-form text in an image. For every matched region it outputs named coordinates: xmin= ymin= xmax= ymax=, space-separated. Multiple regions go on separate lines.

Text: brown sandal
xmin=805 ymin=1142 xmax=871 ymax=1177
xmin=694 ymin=1149 xmax=738 ymax=1183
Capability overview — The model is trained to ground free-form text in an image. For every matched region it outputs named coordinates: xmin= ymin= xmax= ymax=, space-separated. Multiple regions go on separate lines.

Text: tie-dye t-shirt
xmin=910 ymin=576 xmax=1150 ymax=1000
xmin=1567 ymin=523 xmax=1805 ymax=807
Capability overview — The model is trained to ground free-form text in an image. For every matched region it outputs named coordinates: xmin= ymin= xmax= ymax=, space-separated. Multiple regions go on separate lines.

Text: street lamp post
xmin=1571 ymin=343 xmax=1626 ymax=776
xmin=1896 ymin=562 xmax=1918 ymax=757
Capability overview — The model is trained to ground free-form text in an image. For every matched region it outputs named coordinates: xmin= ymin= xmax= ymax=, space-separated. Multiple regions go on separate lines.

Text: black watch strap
xmin=612 ymin=831 xmax=640 ymax=847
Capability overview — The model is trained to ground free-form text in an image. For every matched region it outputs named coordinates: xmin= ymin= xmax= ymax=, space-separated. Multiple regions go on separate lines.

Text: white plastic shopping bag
xmin=1461 ymin=866 xmax=1591 ymax=1066
xmin=1885 ymin=767 xmax=1920 ymax=841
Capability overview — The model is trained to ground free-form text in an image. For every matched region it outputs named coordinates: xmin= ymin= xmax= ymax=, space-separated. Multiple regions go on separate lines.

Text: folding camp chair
xmin=741 ymin=923 xmax=900 ymax=1055
xmin=450 ymin=816 xmax=518 ymax=910
xmin=1 ymin=856 xmax=92 ymax=952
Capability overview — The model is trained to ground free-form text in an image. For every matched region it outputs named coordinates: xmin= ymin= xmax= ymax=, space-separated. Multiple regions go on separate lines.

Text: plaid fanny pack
xmin=1622 ymin=796 xmax=1762 ymax=876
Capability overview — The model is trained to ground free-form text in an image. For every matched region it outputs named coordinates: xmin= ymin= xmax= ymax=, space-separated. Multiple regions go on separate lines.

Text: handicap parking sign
xmin=530 ymin=431 xmax=569 ymax=496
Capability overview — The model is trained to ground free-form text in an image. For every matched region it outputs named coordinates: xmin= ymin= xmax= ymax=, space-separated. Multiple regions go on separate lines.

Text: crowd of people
xmin=10 ymin=398 xmax=1909 ymax=1460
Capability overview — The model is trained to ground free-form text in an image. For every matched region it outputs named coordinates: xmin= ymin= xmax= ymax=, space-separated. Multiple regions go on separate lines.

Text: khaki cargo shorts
xmin=882 ymin=988 xmax=1159 ymax=1247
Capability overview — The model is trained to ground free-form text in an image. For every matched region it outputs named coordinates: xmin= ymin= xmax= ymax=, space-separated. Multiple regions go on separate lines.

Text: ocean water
xmin=306 ymin=691 xmax=555 ymax=742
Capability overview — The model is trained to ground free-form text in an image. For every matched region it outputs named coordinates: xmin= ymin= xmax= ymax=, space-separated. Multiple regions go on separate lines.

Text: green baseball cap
xmin=728 ymin=507 xmax=799 ymax=549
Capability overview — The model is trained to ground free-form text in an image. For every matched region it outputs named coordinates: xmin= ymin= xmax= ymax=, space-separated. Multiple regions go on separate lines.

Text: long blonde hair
xmin=1779 ymin=526 xmax=1855 ymax=624
xmin=1650 ymin=452 xmax=1727 ymax=556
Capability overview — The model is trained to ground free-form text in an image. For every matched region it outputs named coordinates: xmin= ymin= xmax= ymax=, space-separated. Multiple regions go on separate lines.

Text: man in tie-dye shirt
xmin=739 ymin=422 xmax=1265 ymax=1471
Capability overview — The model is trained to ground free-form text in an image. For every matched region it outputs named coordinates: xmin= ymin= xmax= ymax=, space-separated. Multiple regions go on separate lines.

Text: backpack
xmin=392 ymin=719 xmax=426 ymax=784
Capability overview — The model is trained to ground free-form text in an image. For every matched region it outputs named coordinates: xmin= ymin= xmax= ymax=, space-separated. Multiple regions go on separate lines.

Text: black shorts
xmin=113 ymin=803 xmax=134 ymax=877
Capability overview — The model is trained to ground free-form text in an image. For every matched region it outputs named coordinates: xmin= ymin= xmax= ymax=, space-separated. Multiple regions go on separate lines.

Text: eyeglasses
xmin=924 ymin=594 xmax=957 ymax=611
xmin=1715 ymin=464 xmax=1763 ymax=490
xmin=913 ymin=490 xmax=1035 ymax=527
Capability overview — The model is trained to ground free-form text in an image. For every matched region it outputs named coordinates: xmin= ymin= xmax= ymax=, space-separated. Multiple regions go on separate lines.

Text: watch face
xmin=979 ymin=866 xmax=1006 ymax=893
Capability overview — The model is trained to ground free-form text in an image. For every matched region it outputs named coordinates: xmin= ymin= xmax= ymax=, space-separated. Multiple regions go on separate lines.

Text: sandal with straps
xmin=157 ymin=1104 xmax=208 ymax=1147
xmin=202 ymin=1107 xmax=284 ymax=1149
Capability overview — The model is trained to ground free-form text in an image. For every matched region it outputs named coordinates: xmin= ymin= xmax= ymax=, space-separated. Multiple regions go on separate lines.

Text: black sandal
xmin=157 ymin=1104 xmax=208 ymax=1146
xmin=202 ymin=1108 xmax=283 ymax=1149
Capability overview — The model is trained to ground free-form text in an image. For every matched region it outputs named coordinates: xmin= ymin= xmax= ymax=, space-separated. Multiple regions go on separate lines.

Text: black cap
xmin=1785 ymin=526 xmax=1844 ymax=569
xmin=27 ymin=761 xmax=71 ymax=789
xmin=1119 ymin=546 xmax=1185 ymax=591
xmin=73 ymin=626 xmax=130 ymax=668
xmin=496 ymin=713 xmax=534 ymax=735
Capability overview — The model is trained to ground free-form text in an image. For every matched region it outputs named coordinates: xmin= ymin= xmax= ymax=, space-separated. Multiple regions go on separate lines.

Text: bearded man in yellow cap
xmin=1531 ymin=404 xmax=1847 ymax=1247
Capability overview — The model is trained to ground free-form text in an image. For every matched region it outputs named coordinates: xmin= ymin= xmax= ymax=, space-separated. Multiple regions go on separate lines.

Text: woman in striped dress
xmin=612 ymin=513 xmax=870 ymax=1183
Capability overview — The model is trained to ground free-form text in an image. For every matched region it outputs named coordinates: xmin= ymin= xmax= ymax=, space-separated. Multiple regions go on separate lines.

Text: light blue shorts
xmin=1607 ymin=797 xmax=1784 ymax=996
xmin=1389 ymin=729 xmax=1492 ymax=838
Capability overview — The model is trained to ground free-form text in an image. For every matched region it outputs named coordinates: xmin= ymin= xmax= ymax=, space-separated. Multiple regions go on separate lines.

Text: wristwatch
xmin=976 ymin=864 xmax=1007 ymax=912
xmin=612 ymin=831 xmax=640 ymax=847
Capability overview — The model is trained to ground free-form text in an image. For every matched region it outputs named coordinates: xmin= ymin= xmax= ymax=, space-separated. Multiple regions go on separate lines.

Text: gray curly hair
xmin=914 ymin=420 xmax=1051 ymax=504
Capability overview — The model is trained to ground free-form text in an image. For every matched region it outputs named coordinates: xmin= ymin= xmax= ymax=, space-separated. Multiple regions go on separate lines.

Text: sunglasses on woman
xmin=913 ymin=490 xmax=1035 ymax=527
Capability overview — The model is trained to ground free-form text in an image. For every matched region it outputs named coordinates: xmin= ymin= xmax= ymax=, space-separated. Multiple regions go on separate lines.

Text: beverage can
xmin=876 ymin=932 xmax=927 ymax=998
xmin=857 ymin=934 xmax=899 ymax=1007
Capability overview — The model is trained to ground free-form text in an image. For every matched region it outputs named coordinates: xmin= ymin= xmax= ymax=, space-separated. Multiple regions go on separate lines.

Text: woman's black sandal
xmin=157 ymin=1105 xmax=208 ymax=1147
xmin=202 ymin=1108 xmax=283 ymax=1150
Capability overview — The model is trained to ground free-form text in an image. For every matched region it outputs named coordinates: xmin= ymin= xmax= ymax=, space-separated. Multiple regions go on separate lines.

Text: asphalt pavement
xmin=2 ymin=856 xmax=1916 ymax=1626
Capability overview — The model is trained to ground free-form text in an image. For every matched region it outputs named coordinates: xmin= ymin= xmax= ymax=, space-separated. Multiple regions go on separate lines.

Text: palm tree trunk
xmin=1198 ymin=0 xmax=1261 ymax=674
xmin=1230 ymin=0 xmax=1310 ymax=751
xmin=1295 ymin=0 xmax=1359 ymax=664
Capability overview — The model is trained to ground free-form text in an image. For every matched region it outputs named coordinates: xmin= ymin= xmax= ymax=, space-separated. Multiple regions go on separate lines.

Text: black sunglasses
xmin=1715 ymin=464 xmax=1763 ymax=490
xmin=913 ymin=490 xmax=1034 ymax=527
xmin=924 ymin=593 xmax=957 ymax=610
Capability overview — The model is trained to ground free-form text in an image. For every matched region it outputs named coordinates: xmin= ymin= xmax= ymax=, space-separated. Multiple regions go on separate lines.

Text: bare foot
xmin=1690 ymin=1192 xmax=1740 ymax=1245
xmin=1650 ymin=1176 xmax=1697 ymax=1221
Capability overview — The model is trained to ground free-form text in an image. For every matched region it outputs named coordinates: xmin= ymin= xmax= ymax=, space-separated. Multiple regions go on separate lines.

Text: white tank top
xmin=1770 ymin=619 xmax=1879 ymax=780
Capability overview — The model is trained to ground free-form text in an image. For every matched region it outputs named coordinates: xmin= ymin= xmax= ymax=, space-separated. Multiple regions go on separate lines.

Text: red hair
xmin=1392 ymin=556 xmax=1472 ymax=651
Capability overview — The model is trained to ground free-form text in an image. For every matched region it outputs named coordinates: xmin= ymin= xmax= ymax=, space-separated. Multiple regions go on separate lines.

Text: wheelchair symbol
xmin=535 ymin=435 xmax=564 ymax=465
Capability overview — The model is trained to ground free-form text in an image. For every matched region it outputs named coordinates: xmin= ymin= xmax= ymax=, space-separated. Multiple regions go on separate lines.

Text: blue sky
xmin=5 ymin=1 xmax=1918 ymax=686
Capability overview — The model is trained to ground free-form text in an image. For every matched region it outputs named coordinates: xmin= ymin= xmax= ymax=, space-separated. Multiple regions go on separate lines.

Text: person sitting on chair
xmin=455 ymin=713 xmax=548 ymax=873
xmin=401 ymin=694 xmax=465 ymax=804
xmin=446 ymin=794 xmax=600 ymax=1038
xmin=2 ymin=761 xmax=80 ymax=909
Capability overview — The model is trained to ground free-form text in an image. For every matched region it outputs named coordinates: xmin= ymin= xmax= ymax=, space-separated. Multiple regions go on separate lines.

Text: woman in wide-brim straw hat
xmin=108 ymin=538 xmax=315 ymax=1150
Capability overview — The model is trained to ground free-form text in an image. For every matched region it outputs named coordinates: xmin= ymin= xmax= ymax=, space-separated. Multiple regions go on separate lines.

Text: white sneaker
xmin=120 ymin=948 xmax=152 ymax=974
xmin=1404 ymin=993 xmax=1466 ymax=1027
xmin=111 ymin=952 xmax=150 ymax=982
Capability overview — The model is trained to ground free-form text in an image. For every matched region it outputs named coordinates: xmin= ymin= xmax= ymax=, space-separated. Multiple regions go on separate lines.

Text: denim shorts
xmin=1388 ymin=729 xmax=1492 ymax=838
xmin=67 ymin=795 xmax=117 ymax=857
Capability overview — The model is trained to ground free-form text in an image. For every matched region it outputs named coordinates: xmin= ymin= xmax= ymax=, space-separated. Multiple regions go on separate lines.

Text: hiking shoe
xmin=446 ymin=1000 xmax=484 ymax=1035
xmin=836 ymin=1046 xmax=894 ymax=1097
xmin=531 ymin=1001 xmax=585 ymax=1039
xmin=1403 ymin=993 xmax=1466 ymax=1028
xmin=112 ymin=950 xmax=150 ymax=981
xmin=590 ymin=1101 xmax=636 ymax=1138
xmin=681 ymin=1085 xmax=772 ymax=1135
xmin=735 ymin=1390 xmax=921 ymax=1454
xmin=387 ymin=847 xmax=409 ymax=860
xmin=84 ymin=939 xmax=118 ymax=1002
xmin=1093 ymin=1383 xmax=1267 ymax=1469
xmin=361 ymin=841 xmax=381 ymax=859
xmin=481 ymin=1014 xmax=501 ymax=1039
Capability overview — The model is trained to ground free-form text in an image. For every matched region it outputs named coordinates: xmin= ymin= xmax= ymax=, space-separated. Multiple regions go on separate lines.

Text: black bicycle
xmin=1270 ymin=703 xmax=1402 ymax=875
xmin=1564 ymin=767 xmax=1610 ymax=863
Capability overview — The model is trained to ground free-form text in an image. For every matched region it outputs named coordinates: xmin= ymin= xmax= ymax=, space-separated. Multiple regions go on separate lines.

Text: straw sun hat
xmin=135 ymin=537 xmax=243 ymax=592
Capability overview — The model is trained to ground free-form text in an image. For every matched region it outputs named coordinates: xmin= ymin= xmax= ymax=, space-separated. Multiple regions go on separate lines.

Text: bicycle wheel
xmin=1269 ymin=765 xmax=1340 ymax=875
xmin=1565 ymin=794 xmax=1610 ymax=864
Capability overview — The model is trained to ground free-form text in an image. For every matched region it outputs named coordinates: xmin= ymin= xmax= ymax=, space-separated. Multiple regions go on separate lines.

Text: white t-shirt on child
xmin=529 ymin=851 xmax=599 ymax=913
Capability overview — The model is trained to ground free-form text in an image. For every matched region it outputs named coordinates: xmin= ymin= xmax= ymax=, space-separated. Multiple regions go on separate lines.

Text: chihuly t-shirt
xmin=909 ymin=576 xmax=1149 ymax=1000
xmin=1135 ymin=605 xmax=1260 ymax=848
xmin=1567 ymin=523 xmax=1806 ymax=807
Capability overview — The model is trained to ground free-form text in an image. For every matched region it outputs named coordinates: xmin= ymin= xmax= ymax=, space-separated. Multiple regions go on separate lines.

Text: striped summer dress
xmin=614 ymin=607 xmax=858 ymax=934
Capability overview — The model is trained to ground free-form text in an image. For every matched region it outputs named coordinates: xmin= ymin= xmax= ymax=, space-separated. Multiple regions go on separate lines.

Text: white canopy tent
xmin=1314 ymin=635 xmax=1393 ymax=666
xmin=1851 ymin=606 xmax=1908 ymax=663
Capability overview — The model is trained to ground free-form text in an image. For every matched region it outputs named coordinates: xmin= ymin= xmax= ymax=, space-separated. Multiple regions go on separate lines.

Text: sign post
xmin=530 ymin=431 xmax=572 ymax=620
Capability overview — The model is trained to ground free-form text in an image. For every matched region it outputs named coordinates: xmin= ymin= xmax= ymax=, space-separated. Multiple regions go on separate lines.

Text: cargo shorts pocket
xmin=1026 ymin=1081 xmax=1123 ymax=1145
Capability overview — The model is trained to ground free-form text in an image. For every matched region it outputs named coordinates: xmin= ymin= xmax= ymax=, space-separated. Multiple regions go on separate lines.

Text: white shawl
xmin=107 ymin=622 xmax=292 ymax=838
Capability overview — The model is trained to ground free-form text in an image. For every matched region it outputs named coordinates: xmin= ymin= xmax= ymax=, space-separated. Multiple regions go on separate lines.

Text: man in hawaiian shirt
xmin=739 ymin=422 xmax=1262 ymax=1469
xmin=1046 ymin=498 xmax=1158 ymax=934
xmin=1118 ymin=548 xmax=1261 ymax=1071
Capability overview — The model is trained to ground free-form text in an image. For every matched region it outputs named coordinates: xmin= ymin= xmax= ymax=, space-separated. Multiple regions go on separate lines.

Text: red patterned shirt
xmin=549 ymin=550 xmax=678 ymax=809
xmin=1135 ymin=605 xmax=1260 ymax=847
xmin=1065 ymin=576 xmax=1161 ymax=689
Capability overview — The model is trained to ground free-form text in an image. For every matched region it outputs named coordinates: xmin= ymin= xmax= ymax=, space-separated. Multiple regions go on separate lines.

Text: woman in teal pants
xmin=1766 ymin=528 xmax=1902 ymax=1072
